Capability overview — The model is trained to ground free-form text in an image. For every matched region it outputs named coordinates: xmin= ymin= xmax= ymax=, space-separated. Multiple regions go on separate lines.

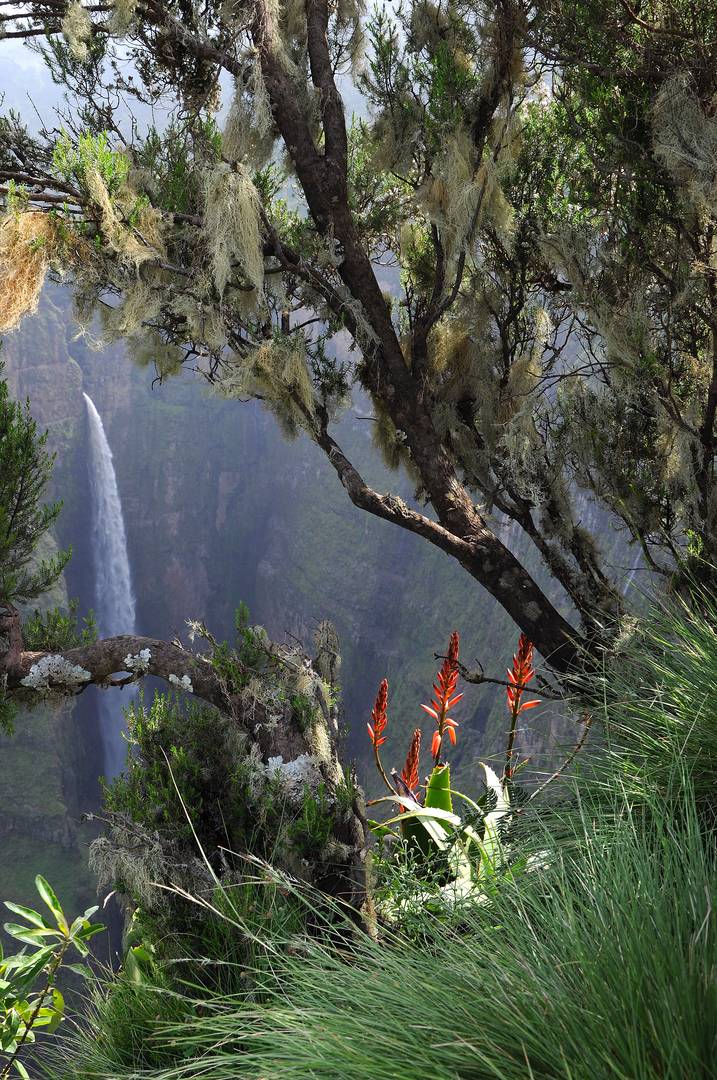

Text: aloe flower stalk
xmin=421 ymin=631 xmax=463 ymax=766
xmin=401 ymin=728 xmax=421 ymax=793
xmin=397 ymin=728 xmax=422 ymax=811
xmin=367 ymin=678 xmax=394 ymax=792
xmin=504 ymin=633 xmax=539 ymax=783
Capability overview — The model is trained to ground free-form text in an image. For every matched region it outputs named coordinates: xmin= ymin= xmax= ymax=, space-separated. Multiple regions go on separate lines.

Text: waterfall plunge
xmin=83 ymin=392 xmax=137 ymax=778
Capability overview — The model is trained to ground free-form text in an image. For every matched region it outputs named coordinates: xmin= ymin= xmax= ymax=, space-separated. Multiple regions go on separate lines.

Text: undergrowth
xmin=49 ymin=593 xmax=717 ymax=1079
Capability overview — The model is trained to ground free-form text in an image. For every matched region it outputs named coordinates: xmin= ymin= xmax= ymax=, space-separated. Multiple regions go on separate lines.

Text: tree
xmin=1 ymin=2 xmax=716 ymax=666
xmin=0 ymin=359 xmax=69 ymax=678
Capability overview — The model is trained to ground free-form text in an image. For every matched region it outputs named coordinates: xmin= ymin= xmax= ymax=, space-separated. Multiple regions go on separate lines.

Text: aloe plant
xmin=366 ymin=632 xmax=541 ymax=907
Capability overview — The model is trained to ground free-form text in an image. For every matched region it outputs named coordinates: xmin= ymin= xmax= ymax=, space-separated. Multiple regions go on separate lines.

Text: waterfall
xmin=83 ymin=392 xmax=137 ymax=778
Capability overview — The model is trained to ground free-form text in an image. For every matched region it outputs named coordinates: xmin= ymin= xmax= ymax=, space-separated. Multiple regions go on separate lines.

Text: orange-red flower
xmin=504 ymin=633 xmax=539 ymax=781
xmin=506 ymin=634 xmax=539 ymax=716
xmin=367 ymin=677 xmax=388 ymax=747
xmin=401 ymin=728 xmax=421 ymax=795
xmin=422 ymin=631 xmax=463 ymax=764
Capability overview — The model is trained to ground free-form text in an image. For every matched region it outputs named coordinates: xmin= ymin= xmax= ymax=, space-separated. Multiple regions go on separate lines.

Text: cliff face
xmin=0 ymin=284 xmax=617 ymax=904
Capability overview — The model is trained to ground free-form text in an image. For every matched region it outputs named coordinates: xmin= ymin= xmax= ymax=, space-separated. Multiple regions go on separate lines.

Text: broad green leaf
xmin=74 ymin=923 xmax=104 ymax=943
xmin=3 ymin=903 xmax=50 ymax=930
xmin=381 ymin=809 xmax=450 ymax=849
xmin=3 ymin=924 xmax=60 ymax=945
xmin=65 ymin=963 xmax=93 ymax=981
xmin=4 ymin=947 xmax=55 ymax=988
xmin=124 ymin=944 xmax=155 ymax=985
xmin=369 ymin=795 xmax=461 ymax=825
xmin=381 ymin=804 xmax=459 ymax=826
xmin=34 ymin=877 xmax=68 ymax=934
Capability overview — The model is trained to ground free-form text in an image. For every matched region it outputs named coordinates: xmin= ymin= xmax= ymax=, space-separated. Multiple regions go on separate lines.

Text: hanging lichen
xmin=202 ymin=164 xmax=264 ymax=301
xmin=84 ymin=166 xmax=165 ymax=269
xmin=61 ymin=1 xmax=92 ymax=62
xmin=0 ymin=212 xmax=57 ymax=332
xmin=98 ymin=279 xmax=162 ymax=343
xmin=223 ymin=57 xmax=275 ymax=165
xmin=419 ymin=128 xmax=485 ymax=263
xmin=109 ymin=0 xmax=138 ymax=33
xmin=219 ymin=334 xmax=315 ymax=436
xmin=651 ymin=74 xmax=717 ymax=220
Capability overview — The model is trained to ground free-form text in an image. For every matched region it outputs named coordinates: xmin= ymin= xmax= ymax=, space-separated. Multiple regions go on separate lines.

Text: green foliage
xmin=22 ymin=600 xmax=96 ymax=652
xmin=195 ymin=604 xmax=274 ymax=694
xmin=367 ymin=633 xmax=539 ymax=913
xmin=0 ymin=365 xmax=70 ymax=607
xmin=0 ymin=876 xmax=103 ymax=1079
xmin=103 ymin=691 xmax=257 ymax=855
xmin=45 ymin=594 xmax=717 ymax=1079
xmin=135 ymin=119 xmax=222 ymax=215
xmin=53 ymin=781 xmax=717 ymax=1080
xmin=100 ymin=671 xmax=335 ymax=932
xmin=52 ymin=131 xmax=129 ymax=196
xmin=286 ymin=783 xmax=336 ymax=862
xmin=0 ymin=679 xmax=16 ymax=735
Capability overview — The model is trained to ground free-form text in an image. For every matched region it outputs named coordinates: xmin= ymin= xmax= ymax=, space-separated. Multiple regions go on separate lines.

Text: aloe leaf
xmin=425 ymin=764 xmax=453 ymax=814
xmin=478 ymin=762 xmax=511 ymax=875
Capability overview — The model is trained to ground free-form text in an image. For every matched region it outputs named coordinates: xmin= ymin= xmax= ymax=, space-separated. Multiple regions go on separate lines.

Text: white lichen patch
xmin=124 ymin=648 xmax=151 ymax=674
xmin=21 ymin=654 xmax=92 ymax=691
xmin=169 ymin=673 xmax=194 ymax=693
xmin=264 ymin=753 xmax=322 ymax=801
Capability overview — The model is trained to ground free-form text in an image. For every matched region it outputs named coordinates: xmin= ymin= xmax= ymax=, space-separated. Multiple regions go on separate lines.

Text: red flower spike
xmin=423 ymin=631 xmax=462 ymax=766
xmin=368 ymin=678 xmax=388 ymax=749
xmin=368 ymin=678 xmax=394 ymax=793
xmin=400 ymin=729 xmax=422 ymax=810
xmin=401 ymin=729 xmax=421 ymax=792
xmin=504 ymin=634 xmax=540 ymax=783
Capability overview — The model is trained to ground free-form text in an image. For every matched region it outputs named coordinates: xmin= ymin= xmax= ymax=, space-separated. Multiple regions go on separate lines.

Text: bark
xmin=0 ymin=604 xmax=23 ymax=676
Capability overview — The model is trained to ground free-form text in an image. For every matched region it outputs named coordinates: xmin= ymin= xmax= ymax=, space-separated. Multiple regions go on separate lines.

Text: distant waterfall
xmin=83 ymin=392 xmax=137 ymax=777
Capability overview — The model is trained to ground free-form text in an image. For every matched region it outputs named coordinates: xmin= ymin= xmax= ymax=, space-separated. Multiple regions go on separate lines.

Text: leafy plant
xmin=53 ymin=779 xmax=717 ymax=1080
xmin=367 ymin=632 xmax=543 ymax=913
xmin=52 ymin=131 xmax=129 ymax=196
xmin=0 ymin=364 xmax=70 ymax=609
xmin=22 ymin=600 xmax=97 ymax=652
xmin=0 ymin=876 xmax=103 ymax=1078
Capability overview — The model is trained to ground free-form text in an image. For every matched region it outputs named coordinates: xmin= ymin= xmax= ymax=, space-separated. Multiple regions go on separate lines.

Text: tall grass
xmin=588 ymin=587 xmax=717 ymax=819
xmin=54 ymin=777 xmax=717 ymax=1080
xmin=53 ymin=593 xmax=717 ymax=1079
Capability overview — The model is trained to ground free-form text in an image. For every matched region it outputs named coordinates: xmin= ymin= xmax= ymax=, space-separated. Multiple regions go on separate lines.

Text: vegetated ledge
xmin=2 ymin=622 xmax=372 ymax=914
